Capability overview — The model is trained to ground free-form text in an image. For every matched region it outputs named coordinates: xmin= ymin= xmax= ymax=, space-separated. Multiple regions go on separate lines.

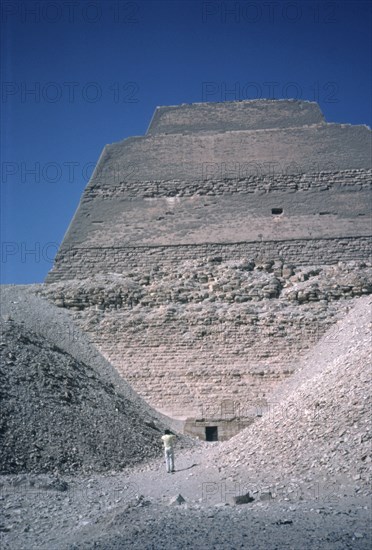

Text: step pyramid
xmin=44 ymin=100 xmax=371 ymax=439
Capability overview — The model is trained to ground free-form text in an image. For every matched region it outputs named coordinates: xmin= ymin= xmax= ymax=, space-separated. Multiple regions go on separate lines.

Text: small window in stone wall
xmin=271 ymin=208 xmax=283 ymax=215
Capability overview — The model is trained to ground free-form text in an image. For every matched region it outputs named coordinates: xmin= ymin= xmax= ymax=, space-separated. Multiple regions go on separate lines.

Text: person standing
xmin=161 ymin=429 xmax=176 ymax=473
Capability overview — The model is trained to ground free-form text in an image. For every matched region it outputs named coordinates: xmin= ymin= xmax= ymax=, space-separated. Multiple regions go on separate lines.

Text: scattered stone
xmin=169 ymin=494 xmax=186 ymax=506
xmin=233 ymin=492 xmax=255 ymax=505
xmin=276 ymin=519 xmax=293 ymax=525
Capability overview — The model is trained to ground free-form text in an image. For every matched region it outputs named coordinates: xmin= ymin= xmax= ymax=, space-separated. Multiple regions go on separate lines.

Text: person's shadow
xmin=174 ymin=463 xmax=198 ymax=472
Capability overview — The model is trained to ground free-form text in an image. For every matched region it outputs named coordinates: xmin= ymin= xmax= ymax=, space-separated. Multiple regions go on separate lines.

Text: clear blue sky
xmin=1 ymin=0 xmax=371 ymax=284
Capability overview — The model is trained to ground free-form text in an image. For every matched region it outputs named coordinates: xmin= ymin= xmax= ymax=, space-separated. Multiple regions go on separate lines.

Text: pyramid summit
xmin=146 ymin=99 xmax=326 ymax=134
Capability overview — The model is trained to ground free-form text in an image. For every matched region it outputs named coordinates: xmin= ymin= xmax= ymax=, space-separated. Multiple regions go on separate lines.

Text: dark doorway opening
xmin=205 ymin=426 xmax=218 ymax=441
xmin=271 ymin=208 xmax=283 ymax=215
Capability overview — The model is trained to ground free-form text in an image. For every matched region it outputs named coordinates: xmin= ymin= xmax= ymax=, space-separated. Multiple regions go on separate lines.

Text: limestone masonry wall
xmin=86 ymin=169 xmax=371 ymax=199
xmin=47 ymin=236 xmax=371 ymax=282
xmin=53 ymin=169 xmax=370 ymax=254
xmin=41 ymin=260 xmax=372 ymax=424
xmin=87 ymin=125 xmax=371 ymax=187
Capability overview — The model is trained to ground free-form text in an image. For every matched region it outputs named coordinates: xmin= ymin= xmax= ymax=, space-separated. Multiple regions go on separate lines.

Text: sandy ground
xmin=1 ymin=444 xmax=371 ymax=550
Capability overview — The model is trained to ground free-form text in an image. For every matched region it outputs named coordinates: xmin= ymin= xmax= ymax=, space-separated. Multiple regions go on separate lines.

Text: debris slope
xmin=214 ymin=295 xmax=371 ymax=495
xmin=0 ymin=286 xmax=187 ymax=475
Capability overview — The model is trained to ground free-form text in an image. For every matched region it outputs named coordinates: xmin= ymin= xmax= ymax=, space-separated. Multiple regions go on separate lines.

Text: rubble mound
xmin=214 ymin=295 xmax=372 ymax=491
xmin=0 ymin=286 xmax=185 ymax=475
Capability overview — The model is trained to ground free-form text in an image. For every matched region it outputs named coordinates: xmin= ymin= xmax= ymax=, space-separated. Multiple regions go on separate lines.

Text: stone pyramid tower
xmin=45 ymin=100 xmax=371 ymax=440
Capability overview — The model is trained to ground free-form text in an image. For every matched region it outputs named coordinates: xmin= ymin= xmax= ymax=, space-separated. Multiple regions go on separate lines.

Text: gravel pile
xmin=213 ymin=295 xmax=372 ymax=495
xmin=0 ymin=286 xmax=191 ymax=475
